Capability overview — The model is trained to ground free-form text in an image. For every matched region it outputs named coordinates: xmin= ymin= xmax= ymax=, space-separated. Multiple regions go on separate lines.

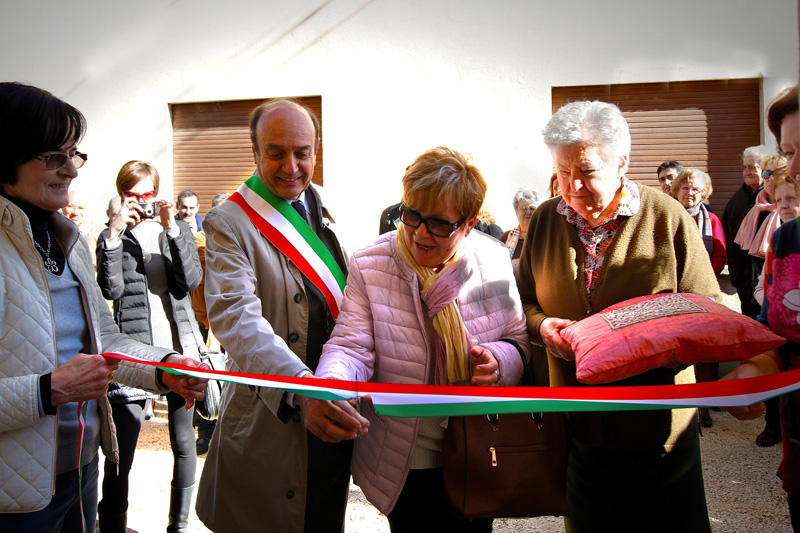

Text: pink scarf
xmin=395 ymin=225 xmax=474 ymax=384
xmin=421 ymin=258 xmax=474 ymax=385
xmin=734 ymin=188 xmax=775 ymax=256
xmin=749 ymin=211 xmax=783 ymax=259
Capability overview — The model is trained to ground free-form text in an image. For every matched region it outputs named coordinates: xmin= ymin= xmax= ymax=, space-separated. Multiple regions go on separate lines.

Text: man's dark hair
xmin=656 ymin=160 xmax=684 ymax=176
xmin=0 ymin=82 xmax=86 ymax=185
xmin=767 ymin=85 xmax=799 ymax=147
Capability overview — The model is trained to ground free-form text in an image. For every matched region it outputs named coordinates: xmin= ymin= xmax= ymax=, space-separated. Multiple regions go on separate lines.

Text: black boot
xmin=166 ymin=483 xmax=195 ymax=533
xmin=98 ymin=511 xmax=127 ymax=533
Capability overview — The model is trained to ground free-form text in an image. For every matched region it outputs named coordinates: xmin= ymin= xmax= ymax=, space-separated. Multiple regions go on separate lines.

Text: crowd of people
xmin=0 ymin=78 xmax=799 ymax=533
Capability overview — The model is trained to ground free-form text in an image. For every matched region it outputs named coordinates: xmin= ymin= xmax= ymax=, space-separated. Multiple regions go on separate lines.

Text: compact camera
xmin=137 ymin=202 xmax=160 ymax=219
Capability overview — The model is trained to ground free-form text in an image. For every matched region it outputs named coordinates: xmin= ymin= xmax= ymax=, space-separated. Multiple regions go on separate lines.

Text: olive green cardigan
xmin=516 ymin=184 xmax=722 ymax=453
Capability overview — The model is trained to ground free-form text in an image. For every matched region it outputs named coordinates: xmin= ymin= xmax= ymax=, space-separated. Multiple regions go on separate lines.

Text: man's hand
xmin=299 ymin=395 xmax=370 ymax=443
xmin=161 ymin=355 xmax=209 ymax=409
xmin=470 ymin=345 xmax=500 ymax=386
xmin=539 ymin=317 xmax=577 ymax=361
xmin=51 ymin=353 xmax=120 ymax=405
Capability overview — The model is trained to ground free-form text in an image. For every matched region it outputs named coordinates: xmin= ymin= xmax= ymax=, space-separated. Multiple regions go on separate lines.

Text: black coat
xmin=96 ymin=220 xmax=203 ymax=402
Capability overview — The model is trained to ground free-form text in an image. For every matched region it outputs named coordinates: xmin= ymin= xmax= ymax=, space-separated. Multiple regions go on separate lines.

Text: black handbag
xmin=195 ymin=349 xmax=226 ymax=420
xmin=442 ymin=410 xmax=570 ymax=519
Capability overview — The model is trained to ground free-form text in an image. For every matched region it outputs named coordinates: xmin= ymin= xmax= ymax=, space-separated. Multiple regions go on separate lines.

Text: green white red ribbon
xmin=105 ymin=352 xmax=800 ymax=418
xmin=229 ymin=176 xmax=347 ymax=318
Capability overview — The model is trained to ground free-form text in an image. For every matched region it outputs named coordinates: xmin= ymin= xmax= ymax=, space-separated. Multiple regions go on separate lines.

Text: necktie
xmin=291 ymin=200 xmax=309 ymax=225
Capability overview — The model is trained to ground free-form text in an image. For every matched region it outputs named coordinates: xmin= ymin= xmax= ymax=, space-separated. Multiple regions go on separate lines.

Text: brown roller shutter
xmin=552 ymin=79 xmax=761 ymax=215
xmin=171 ymin=96 xmax=323 ymax=216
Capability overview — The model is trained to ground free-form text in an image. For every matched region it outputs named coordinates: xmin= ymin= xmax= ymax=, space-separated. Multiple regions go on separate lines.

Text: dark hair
xmin=249 ymin=99 xmax=320 ymax=155
xmin=656 ymin=160 xmax=684 ymax=176
xmin=0 ymin=82 xmax=86 ymax=185
xmin=176 ymin=189 xmax=198 ymax=205
xmin=767 ymin=85 xmax=799 ymax=147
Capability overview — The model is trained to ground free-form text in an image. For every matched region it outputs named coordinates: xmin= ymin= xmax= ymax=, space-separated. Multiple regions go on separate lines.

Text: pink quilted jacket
xmin=316 ymin=230 xmax=530 ymax=514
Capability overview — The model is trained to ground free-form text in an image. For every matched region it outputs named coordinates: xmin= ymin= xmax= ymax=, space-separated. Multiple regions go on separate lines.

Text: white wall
xmin=2 ymin=0 xmax=797 ymax=247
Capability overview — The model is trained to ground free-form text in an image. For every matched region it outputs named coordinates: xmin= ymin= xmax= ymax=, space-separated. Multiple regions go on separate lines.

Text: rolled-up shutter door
xmin=171 ymin=96 xmax=323 ymax=215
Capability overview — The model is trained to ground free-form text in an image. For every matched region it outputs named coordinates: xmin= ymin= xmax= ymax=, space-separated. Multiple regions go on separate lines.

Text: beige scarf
xmin=396 ymin=225 xmax=472 ymax=383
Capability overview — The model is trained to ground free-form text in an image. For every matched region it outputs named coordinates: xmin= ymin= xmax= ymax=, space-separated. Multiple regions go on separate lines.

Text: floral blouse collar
xmin=556 ymin=177 xmax=640 ymax=225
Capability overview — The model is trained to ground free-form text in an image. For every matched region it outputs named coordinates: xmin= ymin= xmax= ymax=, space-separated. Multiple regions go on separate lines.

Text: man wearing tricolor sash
xmin=196 ymin=99 xmax=367 ymax=533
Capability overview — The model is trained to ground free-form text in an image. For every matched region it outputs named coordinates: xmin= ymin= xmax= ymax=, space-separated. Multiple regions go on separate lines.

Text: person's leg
xmin=194 ymin=409 xmax=216 ymax=455
xmin=304 ymin=432 xmax=353 ymax=533
xmin=695 ymin=363 xmax=715 ymax=427
xmin=0 ymin=455 xmax=101 ymax=533
xmin=386 ymin=468 xmax=492 ymax=533
xmin=758 ymin=397 xmax=783 ymax=447
xmin=98 ymin=399 xmax=146 ymax=532
xmin=789 ymin=494 xmax=800 ymax=532
xmin=60 ymin=455 xmax=99 ymax=533
xmin=166 ymin=391 xmax=198 ymax=533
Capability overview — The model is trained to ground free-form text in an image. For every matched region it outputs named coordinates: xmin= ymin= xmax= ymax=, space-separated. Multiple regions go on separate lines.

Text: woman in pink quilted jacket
xmin=299 ymin=146 xmax=530 ymax=532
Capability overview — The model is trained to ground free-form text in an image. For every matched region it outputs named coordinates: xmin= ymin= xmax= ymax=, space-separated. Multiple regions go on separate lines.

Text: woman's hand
xmin=161 ymin=355 xmax=209 ymax=409
xmin=718 ymin=354 xmax=781 ymax=421
xmin=299 ymin=395 xmax=370 ymax=442
xmin=470 ymin=345 xmax=500 ymax=386
xmin=540 ymin=317 xmax=577 ymax=361
xmin=156 ymin=199 xmax=175 ymax=230
xmin=50 ymin=353 xmax=119 ymax=405
xmin=107 ymin=201 xmax=141 ymax=240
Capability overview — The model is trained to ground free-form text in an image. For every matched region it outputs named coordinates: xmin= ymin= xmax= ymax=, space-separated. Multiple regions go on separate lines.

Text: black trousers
xmin=386 ymin=468 xmax=493 ymax=533
xmin=98 ymin=392 xmax=196 ymax=518
xmin=303 ymin=432 xmax=353 ymax=533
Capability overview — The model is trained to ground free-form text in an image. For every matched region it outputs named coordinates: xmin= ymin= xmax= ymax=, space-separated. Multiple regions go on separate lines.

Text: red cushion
xmin=561 ymin=293 xmax=786 ymax=385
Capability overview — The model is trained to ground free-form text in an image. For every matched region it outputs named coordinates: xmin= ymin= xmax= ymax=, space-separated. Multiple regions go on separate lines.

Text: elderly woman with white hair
xmin=516 ymin=101 xmax=721 ymax=532
xmin=500 ymin=186 xmax=541 ymax=261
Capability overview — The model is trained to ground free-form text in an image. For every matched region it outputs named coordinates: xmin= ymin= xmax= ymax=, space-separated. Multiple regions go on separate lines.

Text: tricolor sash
xmin=229 ymin=176 xmax=347 ymax=318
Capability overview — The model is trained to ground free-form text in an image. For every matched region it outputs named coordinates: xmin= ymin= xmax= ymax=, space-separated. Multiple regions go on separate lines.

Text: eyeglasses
xmin=35 ymin=151 xmax=87 ymax=170
xmin=762 ymin=169 xmax=775 ymax=179
xmin=679 ymin=185 xmax=703 ymax=195
xmin=123 ymin=190 xmax=157 ymax=202
xmin=516 ymin=204 xmax=537 ymax=214
xmin=399 ymin=204 xmax=465 ymax=238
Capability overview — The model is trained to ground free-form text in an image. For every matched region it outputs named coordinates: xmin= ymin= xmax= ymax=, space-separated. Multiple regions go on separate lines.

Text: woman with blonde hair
xmin=300 ymin=146 xmax=529 ymax=531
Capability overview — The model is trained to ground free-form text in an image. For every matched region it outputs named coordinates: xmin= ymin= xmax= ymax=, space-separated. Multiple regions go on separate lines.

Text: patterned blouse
xmin=556 ymin=178 xmax=641 ymax=298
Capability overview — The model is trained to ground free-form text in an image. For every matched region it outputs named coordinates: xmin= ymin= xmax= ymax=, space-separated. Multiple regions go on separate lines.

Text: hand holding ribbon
xmin=160 ymin=355 xmax=209 ymax=409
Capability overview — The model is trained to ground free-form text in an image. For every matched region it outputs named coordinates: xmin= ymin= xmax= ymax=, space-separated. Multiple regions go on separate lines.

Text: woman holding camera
xmin=96 ymin=160 xmax=203 ymax=533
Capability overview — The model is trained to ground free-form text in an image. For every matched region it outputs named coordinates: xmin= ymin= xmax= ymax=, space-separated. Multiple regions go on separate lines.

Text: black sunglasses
xmin=399 ymin=204 xmax=465 ymax=238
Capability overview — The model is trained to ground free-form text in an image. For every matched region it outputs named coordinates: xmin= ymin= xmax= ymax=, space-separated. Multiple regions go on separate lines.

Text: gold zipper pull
xmin=489 ymin=446 xmax=497 ymax=467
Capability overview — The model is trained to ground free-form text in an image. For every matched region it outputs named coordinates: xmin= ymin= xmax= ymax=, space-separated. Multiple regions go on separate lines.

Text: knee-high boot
xmin=166 ymin=483 xmax=195 ymax=533
xmin=98 ymin=511 xmax=127 ymax=533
